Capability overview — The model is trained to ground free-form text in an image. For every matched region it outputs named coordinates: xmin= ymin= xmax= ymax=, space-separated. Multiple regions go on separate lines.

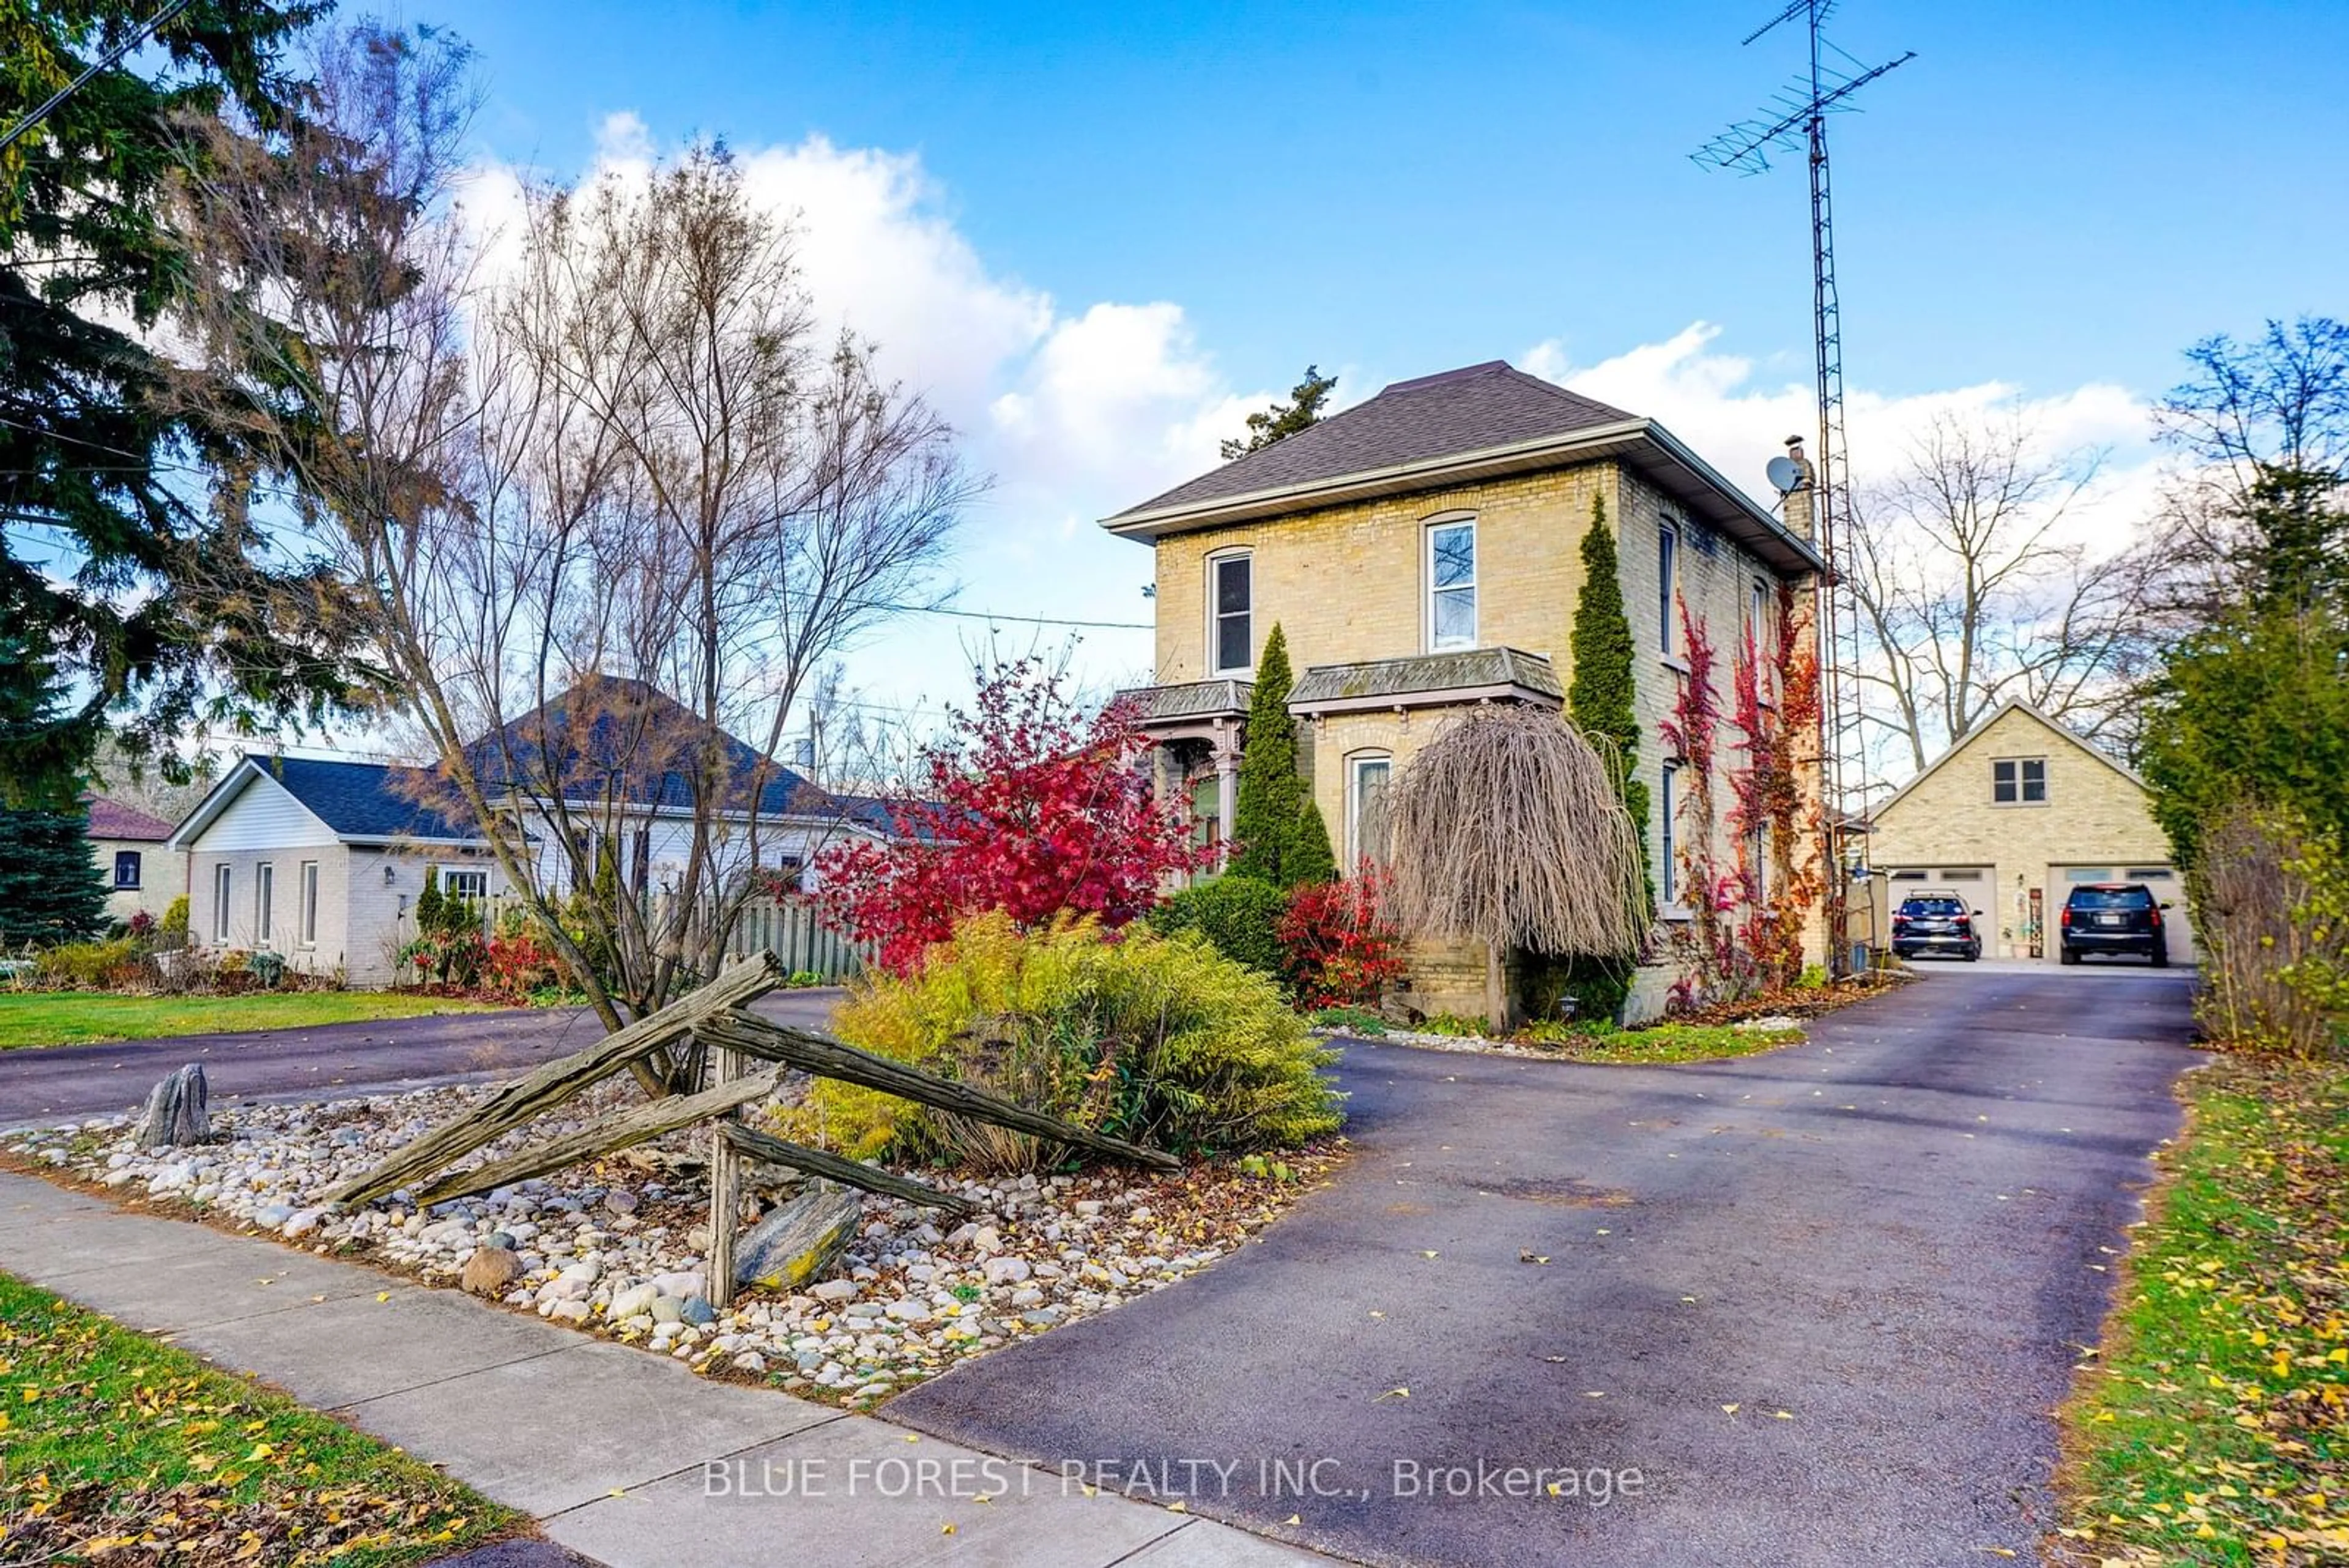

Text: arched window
xmin=1347 ymin=751 xmax=1392 ymax=867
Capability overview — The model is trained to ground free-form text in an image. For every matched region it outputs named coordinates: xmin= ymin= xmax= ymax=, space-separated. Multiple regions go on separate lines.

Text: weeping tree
xmin=1383 ymin=706 xmax=1652 ymax=1027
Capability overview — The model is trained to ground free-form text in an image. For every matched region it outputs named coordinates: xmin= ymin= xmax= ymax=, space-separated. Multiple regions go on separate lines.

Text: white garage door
xmin=2047 ymin=864 xmax=2195 ymax=964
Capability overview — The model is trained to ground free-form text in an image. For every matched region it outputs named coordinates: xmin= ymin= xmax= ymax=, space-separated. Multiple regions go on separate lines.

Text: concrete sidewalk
xmin=0 ymin=1170 xmax=1332 ymax=1568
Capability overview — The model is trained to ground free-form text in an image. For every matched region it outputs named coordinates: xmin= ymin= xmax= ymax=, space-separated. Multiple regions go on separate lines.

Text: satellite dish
xmin=1765 ymin=454 xmax=1803 ymax=494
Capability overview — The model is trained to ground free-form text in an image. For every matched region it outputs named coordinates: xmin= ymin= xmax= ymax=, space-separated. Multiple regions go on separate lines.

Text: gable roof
xmin=1103 ymin=359 xmax=1823 ymax=574
xmin=83 ymin=797 xmax=176 ymax=841
xmin=170 ymin=754 xmax=483 ymax=850
xmin=1868 ymin=700 xmax=2147 ymax=823
xmin=467 ymin=675 xmax=897 ymax=833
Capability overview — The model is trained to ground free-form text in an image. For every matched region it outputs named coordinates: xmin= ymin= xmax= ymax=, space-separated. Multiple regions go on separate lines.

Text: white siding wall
xmin=198 ymin=772 xmax=341 ymax=852
xmin=521 ymin=806 xmax=882 ymax=896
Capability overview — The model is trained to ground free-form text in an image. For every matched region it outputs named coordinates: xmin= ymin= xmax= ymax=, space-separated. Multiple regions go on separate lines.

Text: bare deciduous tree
xmin=171 ymin=20 xmax=972 ymax=1090
xmin=1844 ymin=407 xmax=2151 ymax=771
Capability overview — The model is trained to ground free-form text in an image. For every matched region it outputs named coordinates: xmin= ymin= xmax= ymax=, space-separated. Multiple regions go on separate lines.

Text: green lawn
xmin=0 ymin=991 xmax=506 ymax=1050
xmin=2057 ymin=1056 xmax=2348 ymax=1565
xmin=0 ymin=1272 xmax=520 ymax=1565
xmin=1535 ymin=1021 xmax=1805 ymax=1063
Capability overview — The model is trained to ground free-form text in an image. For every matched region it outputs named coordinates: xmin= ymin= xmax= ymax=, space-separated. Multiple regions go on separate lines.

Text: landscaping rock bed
xmin=4 ymin=1083 xmax=1339 ymax=1408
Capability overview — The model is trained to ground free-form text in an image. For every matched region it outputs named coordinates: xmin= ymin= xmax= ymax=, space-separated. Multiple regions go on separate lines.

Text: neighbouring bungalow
xmin=84 ymin=797 xmax=185 ymax=927
xmin=166 ymin=679 xmax=901 ymax=987
xmin=1865 ymin=699 xmax=2196 ymax=964
xmin=1109 ymin=359 xmax=1827 ymax=1020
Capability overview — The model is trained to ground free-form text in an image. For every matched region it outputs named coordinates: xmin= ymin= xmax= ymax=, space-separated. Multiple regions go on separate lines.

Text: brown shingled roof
xmin=1110 ymin=361 xmax=1634 ymax=522
xmin=84 ymin=797 xmax=177 ymax=841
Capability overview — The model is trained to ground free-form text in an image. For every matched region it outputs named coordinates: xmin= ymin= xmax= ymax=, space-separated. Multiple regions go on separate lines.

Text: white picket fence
xmin=478 ymin=890 xmax=867 ymax=983
xmin=721 ymin=895 xmax=867 ymax=981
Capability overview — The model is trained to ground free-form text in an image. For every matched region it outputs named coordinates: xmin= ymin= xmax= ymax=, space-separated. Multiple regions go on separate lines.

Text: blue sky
xmin=421 ymin=0 xmax=2345 ymax=754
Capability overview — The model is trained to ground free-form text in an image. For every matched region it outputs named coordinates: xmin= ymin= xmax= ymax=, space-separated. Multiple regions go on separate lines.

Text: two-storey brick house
xmin=1107 ymin=359 xmax=1825 ymax=1018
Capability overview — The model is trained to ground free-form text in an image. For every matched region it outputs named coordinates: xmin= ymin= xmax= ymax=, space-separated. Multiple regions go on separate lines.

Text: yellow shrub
xmin=774 ymin=913 xmax=1343 ymax=1169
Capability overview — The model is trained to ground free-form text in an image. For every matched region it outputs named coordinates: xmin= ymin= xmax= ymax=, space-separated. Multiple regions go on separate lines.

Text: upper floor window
xmin=113 ymin=850 xmax=141 ymax=890
xmin=1209 ymin=552 xmax=1252 ymax=675
xmin=1992 ymin=757 xmax=2047 ymax=805
xmin=1658 ymin=522 xmax=1680 ymax=653
xmin=1428 ymin=518 xmax=1477 ymax=650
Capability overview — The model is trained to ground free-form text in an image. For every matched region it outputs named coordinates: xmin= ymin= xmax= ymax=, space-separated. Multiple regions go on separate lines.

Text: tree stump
xmin=135 ymin=1064 xmax=211 ymax=1150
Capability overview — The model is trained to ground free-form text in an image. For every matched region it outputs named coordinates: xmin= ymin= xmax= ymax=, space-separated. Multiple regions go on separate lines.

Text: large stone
xmin=460 ymin=1245 xmax=525 ymax=1297
xmin=135 ymin=1064 xmax=211 ymax=1150
xmin=983 ymin=1256 xmax=1032 ymax=1287
xmin=730 ymin=1184 xmax=861 ymax=1292
xmin=607 ymin=1282 xmax=660 ymax=1321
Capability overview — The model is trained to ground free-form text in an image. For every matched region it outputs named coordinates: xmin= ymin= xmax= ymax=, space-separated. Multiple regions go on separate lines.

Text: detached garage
xmin=1866 ymin=701 xmax=2195 ymax=965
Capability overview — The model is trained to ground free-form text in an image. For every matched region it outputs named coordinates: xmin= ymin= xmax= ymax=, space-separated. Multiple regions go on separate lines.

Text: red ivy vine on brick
xmin=1730 ymin=583 xmax=1824 ymax=987
xmin=1658 ymin=587 xmax=1825 ymax=1009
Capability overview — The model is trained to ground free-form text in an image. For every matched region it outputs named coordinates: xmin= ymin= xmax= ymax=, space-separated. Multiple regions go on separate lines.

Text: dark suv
xmin=1891 ymin=893 xmax=1982 ymax=962
xmin=2060 ymin=883 xmax=2170 ymax=967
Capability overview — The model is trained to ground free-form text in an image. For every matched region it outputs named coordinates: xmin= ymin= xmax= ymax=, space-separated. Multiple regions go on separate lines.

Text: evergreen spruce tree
xmin=1548 ymin=496 xmax=1652 ymax=1023
xmin=0 ymin=808 xmax=111 ymax=945
xmin=1230 ymin=624 xmax=1337 ymax=887
xmin=1568 ymin=497 xmax=1651 ymax=866
xmin=415 ymin=866 xmax=445 ymax=935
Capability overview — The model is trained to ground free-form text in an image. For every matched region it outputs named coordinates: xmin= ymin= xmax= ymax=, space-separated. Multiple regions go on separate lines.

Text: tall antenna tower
xmin=1693 ymin=0 xmax=1911 ymax=975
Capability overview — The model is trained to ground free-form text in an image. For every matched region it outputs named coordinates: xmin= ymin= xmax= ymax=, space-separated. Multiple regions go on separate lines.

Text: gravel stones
xmin=2 ymin=1078 xmax=1336 ymax=1412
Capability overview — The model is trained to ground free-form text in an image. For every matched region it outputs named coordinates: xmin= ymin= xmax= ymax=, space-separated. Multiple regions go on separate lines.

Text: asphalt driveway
xmin=888 ymin=964 xmax=2202 ymax=1567
xmin=0 ymin=989 xmax=844 ymax=1128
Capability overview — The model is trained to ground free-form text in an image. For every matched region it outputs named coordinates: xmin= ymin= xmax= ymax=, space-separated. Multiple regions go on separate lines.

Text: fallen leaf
xmin=1376 ymin=1386 xmax=1411 ymax=1401
xmin=1721 ymin=1403 xmax=1740 ymax=1416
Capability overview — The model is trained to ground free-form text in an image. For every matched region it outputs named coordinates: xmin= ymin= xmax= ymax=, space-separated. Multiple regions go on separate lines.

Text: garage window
xmin=2126 ymin=867 xmax=2174 ymax=880
xmin=1939 ymin=869 xmax=1984 ymax=882
xmin=1992 ymin=757 xmax=2046 ymax=804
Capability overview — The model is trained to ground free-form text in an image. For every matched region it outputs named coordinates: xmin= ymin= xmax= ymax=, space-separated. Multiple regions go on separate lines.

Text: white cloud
xmin=1524 ymin=322 xmax=2164 ymax=556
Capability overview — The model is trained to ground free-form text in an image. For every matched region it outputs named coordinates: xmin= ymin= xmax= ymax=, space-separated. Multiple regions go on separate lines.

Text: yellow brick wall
xmin=1868 ymin=706 xmax=2186 ymax=960
xmin=1145 ymin=455 xmax=1822 ymax=1013
xmin=1149 ymin=467 xmax=1611 ymax=685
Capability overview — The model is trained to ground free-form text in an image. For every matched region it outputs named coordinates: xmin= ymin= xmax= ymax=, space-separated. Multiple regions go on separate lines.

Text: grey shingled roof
xmin=1111 ymin=362 xmax=1632 ymax=522
xmin=1289 ymin=648 xmax=1562 ymax=708
xmin=1118 ymin=679 xmax=1253 ymax=723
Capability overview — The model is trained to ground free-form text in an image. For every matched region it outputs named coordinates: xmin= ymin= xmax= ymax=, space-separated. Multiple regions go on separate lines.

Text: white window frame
xmin=254 ymin=862 xmax=275 ymax=949
xmin=1659 ymin=762 xmax=1680 ymax=906
xmin=1206 ymin=550 xmax=1253 ymax=677
xmin=299 ymin=860 xmax=320 ymax=948
xmin=1425 ymin=515 xmax=1478 ymax=652
xmin=440 ymin=867 xmax=491 ymax=904
xmin=212 ymin=863 xmax=232 ymax=943
xmin=1347 ymin=751 xmax=1392 ymax=867
xmin=1992 ymin=757 xmax=2048 ymax=806
xmin=1658 ymin=521 xmax=1680 ymax=655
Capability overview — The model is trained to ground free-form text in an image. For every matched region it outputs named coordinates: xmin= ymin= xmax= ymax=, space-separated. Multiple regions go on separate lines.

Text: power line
xmin=0 ymin=0 xmax=195 ymax=157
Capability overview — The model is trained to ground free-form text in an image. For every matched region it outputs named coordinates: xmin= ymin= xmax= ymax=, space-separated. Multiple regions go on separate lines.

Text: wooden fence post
xmin=707 ymin=1033 xmax=742 ymax=1309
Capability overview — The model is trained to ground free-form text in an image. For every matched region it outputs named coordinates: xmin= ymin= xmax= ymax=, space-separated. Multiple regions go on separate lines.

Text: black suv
xmin=2060 ymin=883 xmax=2170 ymax=967
xmin=1891 ymin=893 xmax=1982 ymax=962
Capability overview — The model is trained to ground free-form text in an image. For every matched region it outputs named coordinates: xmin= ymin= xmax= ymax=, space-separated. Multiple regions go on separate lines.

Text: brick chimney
xmin=1780 ymin=434 xmax=1817 ymax=542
